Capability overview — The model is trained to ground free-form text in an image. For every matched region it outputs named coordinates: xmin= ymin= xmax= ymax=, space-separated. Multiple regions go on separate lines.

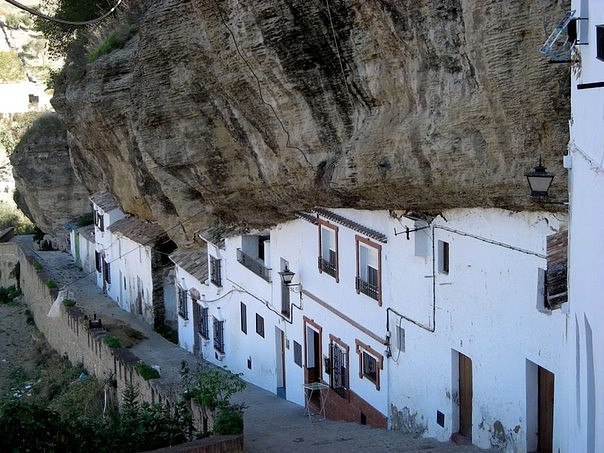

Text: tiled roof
xmin=89 ymin=190 xmax=119 ymax=212
xmin=169 ymin=245 xmax=208 ymax=283
xmin=313 ymin=207 xmax=388 ymax=243
xmin=108 ymin=217 xmax=166 ymax=245
xmin=296 ymin=212 xmax=318 ymax=224
xmin=76 ymin=224 xmax=95 ymax=243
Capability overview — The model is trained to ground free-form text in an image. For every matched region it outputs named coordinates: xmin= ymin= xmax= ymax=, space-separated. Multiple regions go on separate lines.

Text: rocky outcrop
xmin=10 ymin=114 xmax=91 ymax=245
xmin=52 ymin=0 xmax=570 ymax=243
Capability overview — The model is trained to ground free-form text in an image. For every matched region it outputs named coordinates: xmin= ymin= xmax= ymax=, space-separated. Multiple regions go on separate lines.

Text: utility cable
xmin=2 ymin=0 xmax=124 ymax=26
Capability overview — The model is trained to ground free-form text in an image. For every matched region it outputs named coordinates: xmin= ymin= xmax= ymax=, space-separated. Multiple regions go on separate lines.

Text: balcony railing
xmin=318 ymin=256 xmax=337 ymax=278
xmin=355 ymin=276 xmax=379 ymax=301
xmin=237 ymin=248 xmax=271 ymax=282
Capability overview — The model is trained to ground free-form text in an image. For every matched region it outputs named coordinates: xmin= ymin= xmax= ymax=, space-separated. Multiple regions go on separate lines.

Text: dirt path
xmin=0 ymin=299 xmax=43 ymax=399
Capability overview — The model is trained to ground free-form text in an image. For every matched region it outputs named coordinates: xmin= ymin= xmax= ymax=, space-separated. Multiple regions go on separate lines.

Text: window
xmin=438 ymin=240 xmax=450 ymax=274
xmin=256 ymin=313 xmax=264 ymax=338
xmin=213 ymin=317 xmax=224 ymax=353
xmin=103 ymin=260 xmax=111 ymax=284
xmin=597 ymin=25 xmax=604 ymax=61
xmin=178 ymin=286 xmax=188 ymax=320
xmin=210 ymin=256 xmax=222 ymax=287
xmin=94 ymin=210 xmax=104 ymax=231
xmin=95 ymin=251 xmax=101 ymax=273
xmin=329 ymin=335 xmax=349 ymax=398
xmin=355 ymin=339 xmax=383 ymax=390
xmin=293 ymin=341 xmax=303 ymax=367
xmin=355 ymin=236 xmax=381 ymax=304
xmin=240 ymin=302 xmax=247 ymax=334
xmin=200 ymin=307 xmax=209 ymax=339
xmin=362 ymin=351 xmax=377 ymax=383
xmin=318 ymin=221 xmax=338 ymax=281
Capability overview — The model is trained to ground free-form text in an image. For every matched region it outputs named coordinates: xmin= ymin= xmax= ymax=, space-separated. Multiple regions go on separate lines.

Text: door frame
xmin=303 ymin=316 xmax=323 ymax=384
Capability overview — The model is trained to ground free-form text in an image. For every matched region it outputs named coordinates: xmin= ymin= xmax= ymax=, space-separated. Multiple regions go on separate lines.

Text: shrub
xmin=154 ymin=324 xmax=178 ymax=344
xmin=24 ymin=309 xmax=34 ymax=325
xmin=213 ymin=405 xmax=244 ymax=435
xmin=46 ymin=279 xmax=58 ymax=289
xmin=104 ymin=335 xmax=121 ymax=348
xmin=88 ymin=24 xmax=137 ymax=62
xmin=62 ymin=299 xmax=75 ymax=307
xmin=33 ymin=262 xmax=43 ymax=271
xmin=0 ymin=204 xmax=34 ymax=235
xmin=182 ymin=365 xmax=245 ymax=410
xmin=0 ymin=285 xmax=22 ymax=304
xmin=134 ymin=362 xmax=160 ymax=380
xmin=0 ymin=51 xmax=24 ymax=82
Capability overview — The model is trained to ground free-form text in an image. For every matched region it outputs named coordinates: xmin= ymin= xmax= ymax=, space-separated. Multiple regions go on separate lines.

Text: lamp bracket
xmin=394 ymin=225 xmax=430 ymax=240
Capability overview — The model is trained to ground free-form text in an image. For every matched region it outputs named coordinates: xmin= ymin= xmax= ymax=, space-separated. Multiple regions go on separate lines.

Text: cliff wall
xmin=52 ymin=0 xmax=570 ymax=242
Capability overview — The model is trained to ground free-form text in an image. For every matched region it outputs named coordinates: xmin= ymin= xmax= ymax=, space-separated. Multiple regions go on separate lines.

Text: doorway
xmin=275 ymin=327 xmax=286 ymax=399
xmin=458 ymin=352 xmax=473 ymax=439
xmin=527 ymin=361 xmax=554 ymax=452
xmin=305 ymin=320 xmax=322 ymax=383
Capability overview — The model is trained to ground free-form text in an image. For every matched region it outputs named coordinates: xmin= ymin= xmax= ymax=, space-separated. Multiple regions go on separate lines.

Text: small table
xmin=303 ymin=382 xmax=329 ymax=421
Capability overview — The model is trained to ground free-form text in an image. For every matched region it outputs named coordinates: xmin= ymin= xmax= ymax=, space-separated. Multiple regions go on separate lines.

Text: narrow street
xmin=28 ymin=246 xmax=486 ymax=452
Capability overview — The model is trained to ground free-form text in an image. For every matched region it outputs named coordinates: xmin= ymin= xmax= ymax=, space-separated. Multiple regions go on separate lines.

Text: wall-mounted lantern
xmin=525 ymin=157 xmax=555 ymax=197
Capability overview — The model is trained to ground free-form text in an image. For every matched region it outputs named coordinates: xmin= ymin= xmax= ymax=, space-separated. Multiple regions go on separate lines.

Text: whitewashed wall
xmin=92 ymin=205 xmax=125 ymax=292
xmin=566 ymin=2 xmax=604 ymax=452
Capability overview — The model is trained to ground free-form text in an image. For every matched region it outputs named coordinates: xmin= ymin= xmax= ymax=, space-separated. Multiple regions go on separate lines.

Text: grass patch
xmin=88 ymin=24 xmax=137 ymax=63
xmin=134 ymin=362 xmax=160 ymax=380
xmin=104 ymin=335 xmax=121 ymax=349
xmin=45 ymin=280 xmax=58 ymax=289
xmin=154 ymin=324 xmax=178 ymax=344
xmin=62 ymin=299 xmax=75 ymax=308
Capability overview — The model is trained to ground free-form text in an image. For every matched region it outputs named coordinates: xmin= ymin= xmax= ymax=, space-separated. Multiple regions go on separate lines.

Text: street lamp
xmin=278 ymin=266 xmax=296 ymax=286
xmin=525 ymin=157 xmax=555 ymax=197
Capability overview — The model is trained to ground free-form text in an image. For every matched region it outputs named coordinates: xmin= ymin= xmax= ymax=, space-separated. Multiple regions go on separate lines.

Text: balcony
xmin=355 ymin=277 xmax=379 ymax=301
xmin=237 ymin=248 xmax=271 ymax=282
xmin=318 ymin=256 xmax=337 ymax=278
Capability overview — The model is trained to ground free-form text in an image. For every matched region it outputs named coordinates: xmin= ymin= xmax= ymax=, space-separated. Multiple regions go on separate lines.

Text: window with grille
xmin=329 ymin=341 xmax=348 ymax=398
xmin=200 ymin=307 xmax=209 ymax=339
xmin=213 ymin=317 xmax=224 ymax=353
xmin=94 ymin=210 xmax=104 ymax=231
xmin=103 ymin=260 xmax=111 ymax=284
xmin=293 ymin=341 xmax=302 ymax=367
xmin=178 ymin=287 xmax=188 ymax=320
xmin=240 ymin=302 xmax=247 ymax=334
xmin=356 ymin=339 xmax=383 ymax=390
xmin=95 ymin=251 xmax=101 ymax=273
xmin=256 ymin=313 xmax=264 ymax=338
xmin=210 ymin=256 xmax=222 ymax=287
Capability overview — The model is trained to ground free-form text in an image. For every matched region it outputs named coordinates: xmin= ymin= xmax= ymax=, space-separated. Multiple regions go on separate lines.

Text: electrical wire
xmin=2 ymin=0 xmax=124 ymax=26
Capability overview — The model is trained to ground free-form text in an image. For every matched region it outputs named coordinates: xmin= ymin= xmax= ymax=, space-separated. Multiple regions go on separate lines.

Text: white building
xmin=69 ymin=224 xmax=95 ymax=275
xmin=89 ymin=191 xmax=176 ymax=328
xmin=564 ymin=2 xmax=604 ymax=452
xmin=174 ymin=206 xmax=568 ymax=449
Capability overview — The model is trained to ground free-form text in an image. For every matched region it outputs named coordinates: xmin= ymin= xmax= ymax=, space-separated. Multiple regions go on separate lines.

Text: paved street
xmin=30 ymin=246 xmax=485 ymax=452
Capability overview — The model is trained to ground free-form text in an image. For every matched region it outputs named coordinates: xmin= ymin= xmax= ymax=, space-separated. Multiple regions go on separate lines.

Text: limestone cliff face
xmin=10 ymin=114 xmax=91 ymax=242
xmin=52 ymin=0 xmax=570 ymax=242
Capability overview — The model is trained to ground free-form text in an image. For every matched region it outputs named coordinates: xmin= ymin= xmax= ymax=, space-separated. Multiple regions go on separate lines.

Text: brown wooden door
xmin=538 ymin=366 xmax=554 ymax=453
xmin=459 ymin=353 xmax=473 ymax=438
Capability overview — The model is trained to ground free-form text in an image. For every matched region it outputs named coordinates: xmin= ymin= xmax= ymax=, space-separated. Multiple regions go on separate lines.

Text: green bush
xmin=0 ymin=204 xmax=34 ymax=235
xmin=46 ymin=279 xmax=58 ymax=289
xmin=104 ymin=335 xmax=121 ymax=349
xmin=0 ymin=51 xmax=24 ymax=82
xmin=4 ymin=13 xmax=32 ymax=30
xmin=24 ymin=309 xmax=34 ymax=325
xmin=213 ymin=405 xmax=244 ymax=435
xmin=154 ymin=324 xmax=178 ymax=344
xmin=33 ymin=262 xmax=43 ymax=271
xmin=181 ymin=365 xmax=245 ymax=410
xmin=134 ymin=362 xmax=160 ymax=380
xmin=0 ymin=285 xmax=21 ymax=304
xmin=62 ymin=299 xmax=76 ymax=307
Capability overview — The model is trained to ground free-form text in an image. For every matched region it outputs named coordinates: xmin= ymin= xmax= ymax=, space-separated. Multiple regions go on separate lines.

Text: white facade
xmin=175 ymin=207 xmax=567 ymax=447
xmin=565 ymin=2 xmax=604 ymax=452
xmin=70 ymin=225 xmax=96 ymax=275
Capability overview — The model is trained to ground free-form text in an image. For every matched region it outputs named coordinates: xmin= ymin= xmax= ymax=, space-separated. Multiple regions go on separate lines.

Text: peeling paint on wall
xmin=390 ymin=404 xmax=428 ymax=437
